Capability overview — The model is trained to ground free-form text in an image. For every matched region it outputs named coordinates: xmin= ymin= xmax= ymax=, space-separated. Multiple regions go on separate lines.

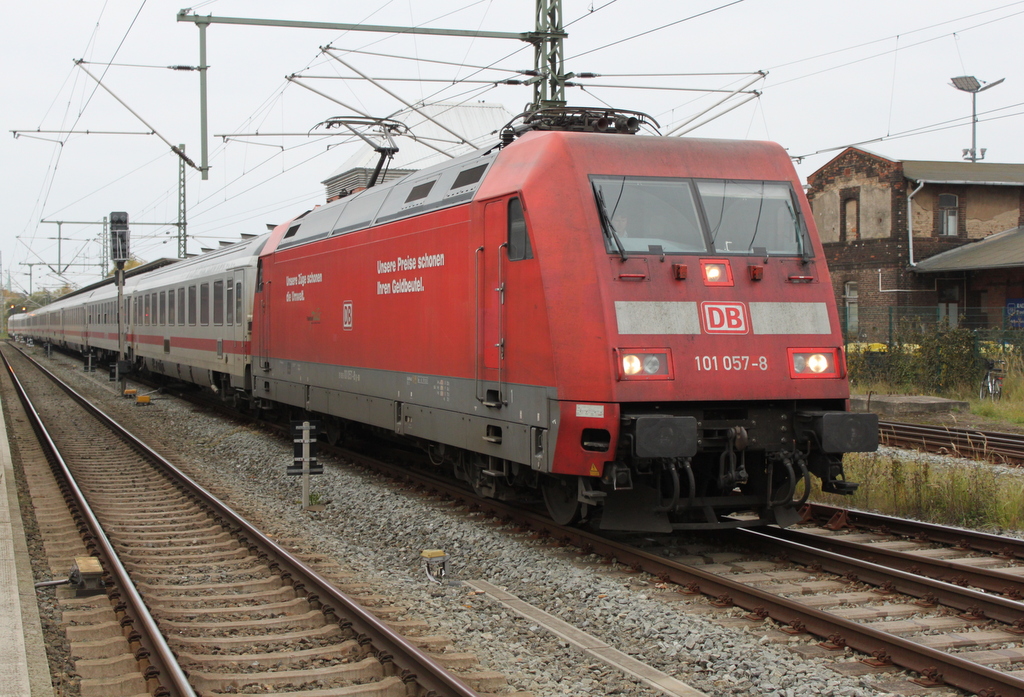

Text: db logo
xmin=342 ymin=301 xmax=353 ymax=330
xmin=701 ymin=302 xmax=748 ymax=334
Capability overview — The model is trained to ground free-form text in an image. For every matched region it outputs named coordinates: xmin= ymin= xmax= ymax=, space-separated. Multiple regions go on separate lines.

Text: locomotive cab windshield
xmin=592 ymin=175 xmax=812 ymax=257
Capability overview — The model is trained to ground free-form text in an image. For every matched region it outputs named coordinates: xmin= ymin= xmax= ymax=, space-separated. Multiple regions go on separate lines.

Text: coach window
xmin=168 ymin=289 xmax=175 ymax=326
xmin=188 ymin=285 xmax=197 ymax=325
xmin=200 ymin=283 xmax=210 ymax=325
xmin=159 ymin=291 xmax=166 ymax=325
xmin=177 ymin=288 xmax=186 ymax=325
xmin=226 ymin=281 xmax=234 ymax=325
xmin=507 ymin=197 xmax=533 ymax=261
xmin=144 ymin=295 xmax=151 ymax=326
xmin=235 ymin=281 xmax=243 ymax=324
xmin=213 ymin=280 xmax=224 ymax=325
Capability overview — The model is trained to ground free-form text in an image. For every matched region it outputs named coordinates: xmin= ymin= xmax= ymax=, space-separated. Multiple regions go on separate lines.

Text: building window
xmin=843 ymin=281 xmax=859 ymax=337
xmin=939 ymin=193 xmax=958 ymax=236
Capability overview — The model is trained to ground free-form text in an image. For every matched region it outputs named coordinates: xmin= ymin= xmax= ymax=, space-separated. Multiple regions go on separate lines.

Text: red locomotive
xmin=11 ymin=108 xmax=877 ymax=531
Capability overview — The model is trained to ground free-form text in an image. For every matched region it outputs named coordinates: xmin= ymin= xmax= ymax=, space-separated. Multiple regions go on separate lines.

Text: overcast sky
xmin=3 ymin=0 xmax=1022 ymax=296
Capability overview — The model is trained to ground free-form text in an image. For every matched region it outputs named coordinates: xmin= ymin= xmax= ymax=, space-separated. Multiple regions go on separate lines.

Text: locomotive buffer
xmin=288 ymin=420 xmax=322 ymax=509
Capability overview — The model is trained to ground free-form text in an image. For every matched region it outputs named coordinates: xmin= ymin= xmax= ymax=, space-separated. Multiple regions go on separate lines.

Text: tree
xmin=106 ymin=256 xmax=144 ymax=277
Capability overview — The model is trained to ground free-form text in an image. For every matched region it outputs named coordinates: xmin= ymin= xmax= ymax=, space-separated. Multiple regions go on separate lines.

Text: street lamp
xmin=950 ymin=75 xmax=1005 ymax=162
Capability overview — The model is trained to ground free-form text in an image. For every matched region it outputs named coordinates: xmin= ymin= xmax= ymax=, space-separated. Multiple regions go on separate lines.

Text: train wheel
xmin=541 ymin=475 xmax=581 ymax=526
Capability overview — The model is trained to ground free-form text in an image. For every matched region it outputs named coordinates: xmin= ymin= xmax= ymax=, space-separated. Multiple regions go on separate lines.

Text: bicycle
xmin=980 ymin=359 xmax=1005 ymax=401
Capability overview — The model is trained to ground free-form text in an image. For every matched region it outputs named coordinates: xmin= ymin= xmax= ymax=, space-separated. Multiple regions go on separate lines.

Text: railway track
xmin=880 ymin=420 xmax=1024 ymax=465
xmin=15 ymin=341 xmax=1024 ymax=696
xmin=1 ymin=344 xmax=494 ymax=697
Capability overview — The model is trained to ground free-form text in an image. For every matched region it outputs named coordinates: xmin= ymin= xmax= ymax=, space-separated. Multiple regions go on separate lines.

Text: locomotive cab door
xmin=477 ymin=199 xmax=508 ymax=407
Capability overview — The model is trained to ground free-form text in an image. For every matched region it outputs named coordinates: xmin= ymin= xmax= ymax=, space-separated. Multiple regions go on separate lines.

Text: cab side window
xmin=507 ymin=197 xmax=533 ymax=261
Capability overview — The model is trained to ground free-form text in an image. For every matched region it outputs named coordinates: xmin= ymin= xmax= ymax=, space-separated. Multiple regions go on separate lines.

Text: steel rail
xmin=1 ymin=349 xmax=197 ymax=697
xmin=880 ymin=420 xmax=1024 ymax=464
xmin=737 ymin=528 xmax=1024 ymax=626
xmin=760 ymin=526 xmax=1024 ymax=599
xmin=10 ymin=346 xmax=481 ymax=697
xmin=803 ymin=503 xmax=1024 ymax=560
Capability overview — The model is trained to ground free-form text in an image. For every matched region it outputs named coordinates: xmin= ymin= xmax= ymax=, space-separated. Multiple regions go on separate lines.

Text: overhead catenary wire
xmin=790 ymin=101 xmax=1024 ymax=162
xmin=565 ymin=0 xmax=748 ymax=61
xmin=765 ymin=6 xmax=1024 ymax=90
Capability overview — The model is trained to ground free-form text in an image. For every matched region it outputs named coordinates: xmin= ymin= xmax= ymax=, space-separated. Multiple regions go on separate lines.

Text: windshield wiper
xmin=788 ymin=188 xmax=809 ymax=262
xmin=593 ymin=185 xmax=628 ymax=261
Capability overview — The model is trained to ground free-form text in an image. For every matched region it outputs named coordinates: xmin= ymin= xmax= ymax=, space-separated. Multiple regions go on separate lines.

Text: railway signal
xmin=111 ymin=211 xmax=130 ymax=393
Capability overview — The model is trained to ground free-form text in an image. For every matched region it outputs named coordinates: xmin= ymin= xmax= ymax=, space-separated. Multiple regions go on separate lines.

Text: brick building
xmin=804 ymin=148 xmax=1024 ymax=339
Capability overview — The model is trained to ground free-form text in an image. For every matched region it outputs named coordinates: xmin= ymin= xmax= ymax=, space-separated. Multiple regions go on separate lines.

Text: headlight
xmin=789 ymin=349 xmax=840 ymax=378
xmin=700 ymin=259 xmax=733 ymax=286
xmin=806 ymin=353 xmax=830 ymax=373
xmin=618 ymin=349 xmax=672 ymax=380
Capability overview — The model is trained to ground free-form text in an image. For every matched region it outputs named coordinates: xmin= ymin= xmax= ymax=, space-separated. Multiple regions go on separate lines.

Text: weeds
xmin=812 ymin=452 xmax=1024 ymax=532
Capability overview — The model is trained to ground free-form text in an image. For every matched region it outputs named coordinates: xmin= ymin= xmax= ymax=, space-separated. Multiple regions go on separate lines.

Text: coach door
xmin=254 ymin=260 xmax=272 ymax=373
xmin=477 ymin=199 xmax=508 ymax=407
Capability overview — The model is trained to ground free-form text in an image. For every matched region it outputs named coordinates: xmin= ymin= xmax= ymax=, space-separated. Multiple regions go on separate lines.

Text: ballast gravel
xmin=31 ymin=348 xmax=969 ymax=697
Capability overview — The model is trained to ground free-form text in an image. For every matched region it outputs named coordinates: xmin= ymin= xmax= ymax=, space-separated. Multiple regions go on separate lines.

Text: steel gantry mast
xmin=533 ymin=0 xmax=567 ymax=109
xmin=178 ymin=144 xmax=188 ymax=259
xmin=177 ymin=1 xmax=570 ymax=179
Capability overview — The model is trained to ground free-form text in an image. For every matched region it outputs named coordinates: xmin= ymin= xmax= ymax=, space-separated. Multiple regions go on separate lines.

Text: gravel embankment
xmin=25 ymin=346 xmax=953 ymax=697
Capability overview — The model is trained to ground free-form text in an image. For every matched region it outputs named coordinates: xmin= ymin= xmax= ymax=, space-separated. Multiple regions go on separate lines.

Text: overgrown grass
xmin=811 ymin=452 xmax=1024 ymax=532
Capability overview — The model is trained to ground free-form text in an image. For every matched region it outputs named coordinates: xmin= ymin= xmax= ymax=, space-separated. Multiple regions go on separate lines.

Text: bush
xmin=847 ymin=325 xmax=989 ymax=397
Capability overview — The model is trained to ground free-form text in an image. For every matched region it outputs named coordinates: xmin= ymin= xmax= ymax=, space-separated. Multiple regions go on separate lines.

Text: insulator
xmin=615 ymin=116 xmax=640 ymax=134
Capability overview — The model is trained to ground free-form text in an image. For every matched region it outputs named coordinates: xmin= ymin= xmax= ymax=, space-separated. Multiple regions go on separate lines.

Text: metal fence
xmin=840 ymin=305 xmax=1024 ymax=348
